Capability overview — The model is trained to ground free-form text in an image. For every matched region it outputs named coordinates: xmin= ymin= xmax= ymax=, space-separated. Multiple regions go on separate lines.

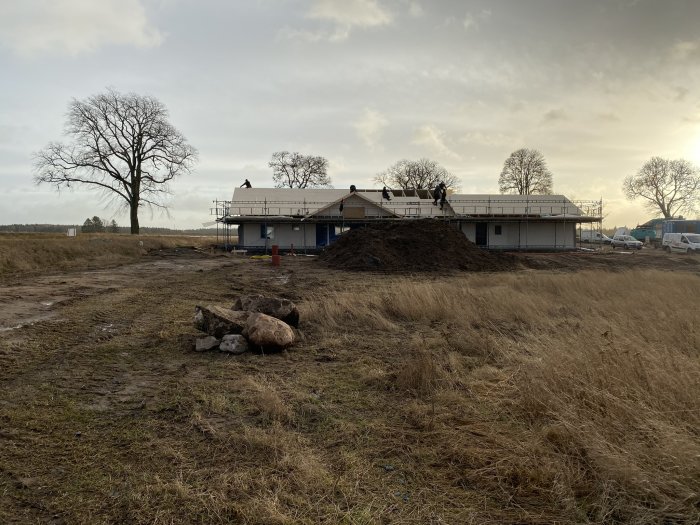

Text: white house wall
xmin=240 ymin=223 xmax=316 ymax=250
xmin=460 ymin=221 xmax=576 ymax=249
xmin=240 ymin=220 xmax=576 ymax=250
xmin=511 ymin=222 xmax=575 ymax=249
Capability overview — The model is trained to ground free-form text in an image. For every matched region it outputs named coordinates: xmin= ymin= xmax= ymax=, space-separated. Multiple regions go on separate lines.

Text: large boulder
xmin=195 ymin=305 xmax=249 ymax=338
xmin=232 ymin=295 xmax=299 ymax=328
xmin=244 ymin=312 xmax=295 ymax=352
xmin=219 ymin=334 xmax=249 ymax=355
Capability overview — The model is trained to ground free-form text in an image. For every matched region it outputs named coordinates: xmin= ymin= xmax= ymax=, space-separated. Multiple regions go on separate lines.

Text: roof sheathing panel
xmin=228 ymin=189 xmax=588 ymax=219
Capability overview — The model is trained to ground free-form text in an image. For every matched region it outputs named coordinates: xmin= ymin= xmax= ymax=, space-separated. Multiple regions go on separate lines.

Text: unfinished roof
xmin=448 ymin=194 xmax=584 ymax=216
xmin=227 ymin=188 xmax=592 ymax=220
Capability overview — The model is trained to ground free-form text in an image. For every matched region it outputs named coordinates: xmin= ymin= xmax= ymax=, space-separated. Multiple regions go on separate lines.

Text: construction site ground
xmin=0 ymin=246 xmax=698 ymax=524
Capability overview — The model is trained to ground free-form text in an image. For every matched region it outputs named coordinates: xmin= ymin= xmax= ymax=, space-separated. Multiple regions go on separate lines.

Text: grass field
xmin=0 ymin=242 xmax=698 ymax=524
xmin=0 ymin=233 xmax=218 ymax=276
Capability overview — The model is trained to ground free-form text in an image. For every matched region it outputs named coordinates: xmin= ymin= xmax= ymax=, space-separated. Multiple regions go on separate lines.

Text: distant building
xmin=220 ymin=187 xmax=600 ymax=251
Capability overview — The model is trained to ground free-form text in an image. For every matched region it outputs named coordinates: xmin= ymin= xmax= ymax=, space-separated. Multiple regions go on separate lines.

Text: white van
xmin=663 ymin=233 xmax=700 ymax=254
xmin=579 ymin=231 xmax=612 ymax=244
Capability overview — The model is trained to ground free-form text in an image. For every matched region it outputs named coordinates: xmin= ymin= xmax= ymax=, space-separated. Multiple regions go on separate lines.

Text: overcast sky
xmin=1 ymin=0 xmax=700 ymax=229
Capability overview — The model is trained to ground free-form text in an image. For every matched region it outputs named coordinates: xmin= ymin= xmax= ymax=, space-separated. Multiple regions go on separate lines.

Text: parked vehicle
xmin=611 ymin=235 xmax=643 ymax=250
xmin=663 ymin=233 xmax=700 ymax=254
xmin=579 ymin=231 xmax=612 ymax=244
xmin=631 ymin=219 xmax=700 ymax=248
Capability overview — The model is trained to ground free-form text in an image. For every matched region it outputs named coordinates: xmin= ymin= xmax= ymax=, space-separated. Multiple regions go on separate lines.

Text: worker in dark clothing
xmin=439 ymin=182 xmax=448 ymax=209
xmin=382 ymin=186 xmax=391 ymax=201
xmin=240 ymin=179 xmax=252 ymax=188
xmin=432 ymin=182 xmax=443 ymax=206
xmin=350 ymin=184 xmax=357 ymax=193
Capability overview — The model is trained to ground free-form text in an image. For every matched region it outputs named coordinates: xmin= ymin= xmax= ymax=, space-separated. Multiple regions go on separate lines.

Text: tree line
xmin=81 ymin=216 xmax=119 ymax=233
xmin=34 ymin=88 xmax=699 ymax=234
xmin=0 ymin=223 xmax=225 ymax=235
xmin=267 ymin=148 xmax=554 ymax=196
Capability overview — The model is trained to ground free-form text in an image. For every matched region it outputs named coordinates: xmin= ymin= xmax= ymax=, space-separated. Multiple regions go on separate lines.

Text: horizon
xmin=2 ymin=0 xmax=700 ymax=229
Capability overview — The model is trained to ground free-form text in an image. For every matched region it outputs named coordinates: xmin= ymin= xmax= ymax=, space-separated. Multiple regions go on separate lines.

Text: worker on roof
xmin=240 ymin=179 xmax=252 ymax=188
xmin=382 ymin=186 xmax=391 ymax=201
xmin=440 ymin=184 xmax=447 ymax=210
xmin=433 ymin=182 xmax=445 ymax=206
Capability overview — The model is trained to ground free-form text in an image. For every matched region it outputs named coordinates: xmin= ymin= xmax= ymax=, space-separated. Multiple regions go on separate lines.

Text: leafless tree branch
xmin=34 ymin=88 xmax=197 ymax=234
xmin=498 ymin=148 xmax=553 ymax=195
xmin=623 ymin=157 xmax=700 ymax=218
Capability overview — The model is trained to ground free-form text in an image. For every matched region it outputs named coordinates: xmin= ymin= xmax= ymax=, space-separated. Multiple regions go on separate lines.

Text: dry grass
xmin=0 ymin=232 xmax=216 ymax=276
xmin=1 ymin=253 xmax=698 ymax=524
xmin=304 ymin=270 xmax=700 ymax=523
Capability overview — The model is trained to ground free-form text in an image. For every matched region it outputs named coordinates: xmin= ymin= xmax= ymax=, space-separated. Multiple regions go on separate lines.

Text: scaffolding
xmin=573 ymin=199 xmax=604 ymax=249
xmin=210 ymin=193 xmax=603 ymax=252
xmin=210 ymin=199 xmax=235 ymax=250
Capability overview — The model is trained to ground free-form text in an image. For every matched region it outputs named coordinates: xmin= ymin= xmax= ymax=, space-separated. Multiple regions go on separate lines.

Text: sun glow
xmin=690 ymin=133 xmax=700 ymax=164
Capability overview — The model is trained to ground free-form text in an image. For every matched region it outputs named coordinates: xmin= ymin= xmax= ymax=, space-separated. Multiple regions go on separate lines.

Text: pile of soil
xmin=318 ymin=219 xmax=518 ymax=272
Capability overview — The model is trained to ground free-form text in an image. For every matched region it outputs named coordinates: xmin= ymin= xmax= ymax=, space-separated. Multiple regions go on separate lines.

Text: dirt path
xmin=0 ymin=252 xmax=231 ymax=332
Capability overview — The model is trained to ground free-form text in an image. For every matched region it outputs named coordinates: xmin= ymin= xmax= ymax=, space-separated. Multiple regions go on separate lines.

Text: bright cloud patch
xmin=0 ymin=0 xmax=163 ymax=57
xmin=301 ymin=0 xmax=392 ymax=41
xmin=353 ymin=108 xmax=389 ymax=150
xmin=408 ymin=2 xmax=423 ymax=18
xmin=672 ymin=40 xmax=700 ymax=61
xmin=413 ymin=124 xmax=460 ymax=159
xmin=463 ymin=9 xmax=491 ymax=30
xmin=308 ymin=0 xmax=392 ymax=27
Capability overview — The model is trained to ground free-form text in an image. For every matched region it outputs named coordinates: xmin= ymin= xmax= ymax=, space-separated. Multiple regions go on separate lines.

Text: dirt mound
xmin=318 ymin=219 xmax=518 ymax=272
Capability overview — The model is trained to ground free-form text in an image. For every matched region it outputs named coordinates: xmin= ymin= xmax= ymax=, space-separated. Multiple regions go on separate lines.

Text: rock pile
xmin=193 ymin=294 xmax=299 ymax=354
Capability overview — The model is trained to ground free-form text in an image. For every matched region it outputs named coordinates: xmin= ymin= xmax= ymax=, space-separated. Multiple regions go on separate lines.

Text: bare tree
xmin=623 ymin=157 xmax=700 ymax=218
xmin=269 ymin=151 xmax=331 ymax=188
xmin=34 ymin=89 xmax=197 ymax=234
xmin=498 ymin=148 xmax=553 ymax=195
xmin=374 ymin=158 xmax=460 ymax=190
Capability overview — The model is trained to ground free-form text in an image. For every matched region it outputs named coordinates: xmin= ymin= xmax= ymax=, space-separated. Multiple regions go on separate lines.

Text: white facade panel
xmin=514 ymin=222 xmax=576 ymax=249
xmin=240 ymin=223 xmax=316 ymax=250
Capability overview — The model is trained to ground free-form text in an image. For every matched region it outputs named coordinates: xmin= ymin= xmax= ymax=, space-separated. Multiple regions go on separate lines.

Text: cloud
xmin=682 ymin=112 xmax=700 ymax=124
xmin=303 ymin=0 xmax=392 ymax=41
xmin=461 ymin=130 xmax=513 ymax=147
xmin=353 ymin=108 xmax=388 ymax=150
xmin=463 ymin=9 xmax=491 ymax=30
xmin=673 ymin=86 xmax=689 ymax=102
xmin=0 ymin=0 xmax=163 ymax=57
xmin=671 ymin=40 xmax=700 ymax=61
xmin=597 ymin=112 xmax=620 ymax=122
xmin=413 ymin=124 xmax=460 ymax=159
xmin=541 ymin=109 xmax=568 ymax=124
xmin=408 ymin=2 xmax=423 ymax=18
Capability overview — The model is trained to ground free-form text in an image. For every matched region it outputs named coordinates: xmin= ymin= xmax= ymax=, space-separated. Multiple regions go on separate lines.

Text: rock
xmin=245 ymin=312 xmax=295 ymax=352
xmin=232 ymin=295 xmax=300 ymax=328
xmin=195 ymin=335 xmax=220 ymax=352
xmin=219 ymin=334 xmax=248 ymax=355
xmin=193 ymin=309 xmax=205 ymax=331
xmin=195 ymin=305 xmax=249 ymax=338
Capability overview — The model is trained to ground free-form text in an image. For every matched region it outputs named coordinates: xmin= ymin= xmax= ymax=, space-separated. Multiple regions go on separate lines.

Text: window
xmin=495 ymin=225 xmax=502 ymax=235
xmin=260 ymin=224 xmax=274 ymax=239
xmin=334 ymin=225 xmax=350 ymax=236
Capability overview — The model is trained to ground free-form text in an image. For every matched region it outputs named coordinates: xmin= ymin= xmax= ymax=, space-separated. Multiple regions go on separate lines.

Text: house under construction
xmin=214 ymin=187 xmax=601 ymax=252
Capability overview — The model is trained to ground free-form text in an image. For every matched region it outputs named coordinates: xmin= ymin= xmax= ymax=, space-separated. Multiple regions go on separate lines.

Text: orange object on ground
xmin=271 ymin=254 xmax=281 ymax=266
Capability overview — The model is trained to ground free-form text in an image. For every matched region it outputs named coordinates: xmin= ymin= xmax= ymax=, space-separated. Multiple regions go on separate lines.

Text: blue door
xmin=316 ymin=224 xmax=328 ymax=247
xmin=475 ymin=223 xmax=487 ymax=246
